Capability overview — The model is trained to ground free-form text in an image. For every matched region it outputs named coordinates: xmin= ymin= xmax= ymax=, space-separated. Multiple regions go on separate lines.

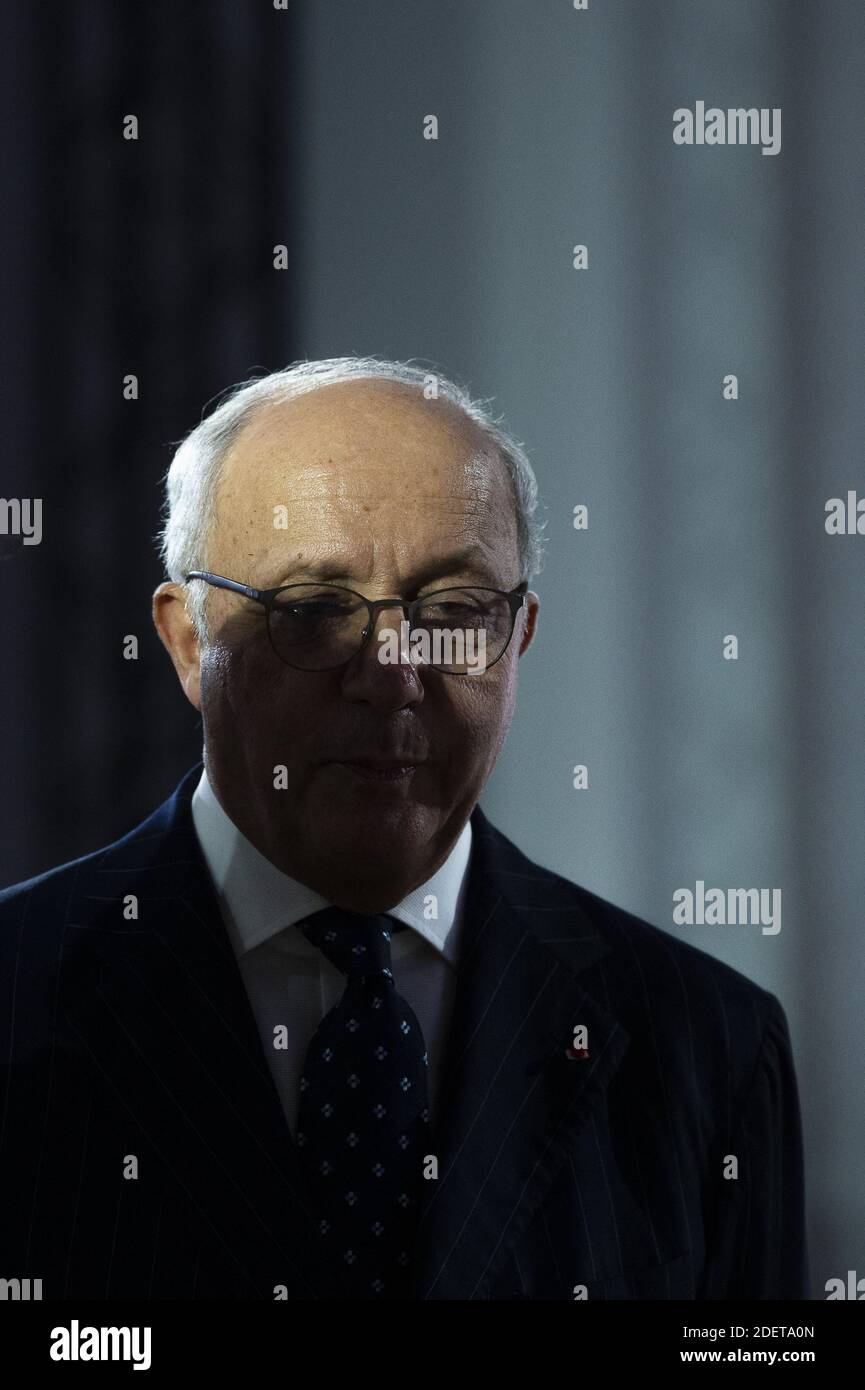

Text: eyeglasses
xmin=184 ymin=571 xmax=528 ymax=674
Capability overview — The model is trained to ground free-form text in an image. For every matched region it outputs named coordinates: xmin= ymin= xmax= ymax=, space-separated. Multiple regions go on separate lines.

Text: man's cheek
xmin=231 ymin=664 xmax=298 ymax=721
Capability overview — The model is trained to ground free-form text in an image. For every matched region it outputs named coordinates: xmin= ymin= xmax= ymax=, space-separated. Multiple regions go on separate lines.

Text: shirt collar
xmin=190 ymin=767 xmax=472 ymax=967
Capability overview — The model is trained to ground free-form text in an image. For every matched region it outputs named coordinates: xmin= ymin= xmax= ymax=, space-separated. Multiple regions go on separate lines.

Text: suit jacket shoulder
xmin=471 ymin=802 xmax=791 ymax=1078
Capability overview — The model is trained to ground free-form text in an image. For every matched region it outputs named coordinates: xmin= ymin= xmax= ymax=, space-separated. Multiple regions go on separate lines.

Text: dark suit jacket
xmin=0 ymin=763 xmax=809 ymax=1300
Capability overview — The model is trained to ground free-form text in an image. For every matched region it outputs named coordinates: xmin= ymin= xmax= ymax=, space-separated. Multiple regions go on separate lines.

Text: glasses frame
xmin=184 ymin=570 xmax=529 ymax=674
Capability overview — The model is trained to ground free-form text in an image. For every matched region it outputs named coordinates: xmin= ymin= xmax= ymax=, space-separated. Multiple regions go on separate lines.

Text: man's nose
xmin=341 ymin=601 xmax=424 ymax=704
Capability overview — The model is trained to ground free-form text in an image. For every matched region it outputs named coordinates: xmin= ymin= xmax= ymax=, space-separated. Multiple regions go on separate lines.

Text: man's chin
xmin=315 ymin=801 xmax=434 ymax=852
xmin=296 ymin=790 xmax=441 ymax=887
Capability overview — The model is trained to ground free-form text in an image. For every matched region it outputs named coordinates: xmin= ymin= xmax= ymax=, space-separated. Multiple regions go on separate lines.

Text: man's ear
xmin=518 ymin=590 xmax=540 ymax=656
xmin=152 ymin=582 xmax=202 ymax=709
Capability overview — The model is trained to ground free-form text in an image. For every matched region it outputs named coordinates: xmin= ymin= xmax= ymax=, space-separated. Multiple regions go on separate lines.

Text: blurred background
xmin=1 ymin=0 xmax=862 ymax=1298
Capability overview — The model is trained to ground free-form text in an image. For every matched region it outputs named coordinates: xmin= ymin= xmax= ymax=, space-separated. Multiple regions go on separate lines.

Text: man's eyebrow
xmin=265 ymin=548 xmax=497 ymax=588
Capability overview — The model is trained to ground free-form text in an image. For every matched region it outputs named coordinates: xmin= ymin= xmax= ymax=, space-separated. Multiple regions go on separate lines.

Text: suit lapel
xmin=413 ymin=806 xmax=631 ymax=1300
xmin=60 ymin=764 xmax=342 ymax=1299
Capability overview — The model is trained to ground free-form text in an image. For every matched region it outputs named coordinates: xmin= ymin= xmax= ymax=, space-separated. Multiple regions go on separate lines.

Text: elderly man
xmin=0 ymin=357 xmax=808 ymax=1301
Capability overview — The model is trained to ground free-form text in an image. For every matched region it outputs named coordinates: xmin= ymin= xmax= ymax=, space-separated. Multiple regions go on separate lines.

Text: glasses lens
xmin=266 ymin=585 xmax=516 ymax=673
xmin=412 ymin=589 xmax=512 ymax=673
xmin=268 ymin=585 xmax=367 ymax=670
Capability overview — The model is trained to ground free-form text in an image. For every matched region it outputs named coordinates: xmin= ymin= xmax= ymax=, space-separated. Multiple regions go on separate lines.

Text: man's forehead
xmin=210 ymin=380 xmax=520 ymax=574
xmin=234 ymin=455 xmax=501 ymax=508
xmin=221 ymin=379 xmax=498 ymax=480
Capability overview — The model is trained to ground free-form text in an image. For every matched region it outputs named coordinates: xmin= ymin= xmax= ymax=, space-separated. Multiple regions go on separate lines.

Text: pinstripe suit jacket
xmin=0 ymin=763 xmax=809 ymax=1300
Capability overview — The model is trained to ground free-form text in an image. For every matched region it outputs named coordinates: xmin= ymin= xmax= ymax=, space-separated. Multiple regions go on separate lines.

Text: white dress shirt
xmin=190 ymin=768 xmax=472 ymax=1137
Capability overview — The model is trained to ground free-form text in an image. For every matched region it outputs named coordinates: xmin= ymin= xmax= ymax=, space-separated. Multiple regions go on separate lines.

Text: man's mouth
xmin=329 ymin=758 xmax=422 ymax=782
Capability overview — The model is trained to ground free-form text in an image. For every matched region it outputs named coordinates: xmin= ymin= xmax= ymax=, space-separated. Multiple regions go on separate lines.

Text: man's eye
xmin=423 ymin=603 xmax=476 ymax=617
xmin=283 ymin=601 xmax=346 ymax=620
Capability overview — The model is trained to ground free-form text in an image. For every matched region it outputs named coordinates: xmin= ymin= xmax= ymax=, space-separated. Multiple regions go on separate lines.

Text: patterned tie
xmin=295 ymin=907 xmax=432 ymax=1299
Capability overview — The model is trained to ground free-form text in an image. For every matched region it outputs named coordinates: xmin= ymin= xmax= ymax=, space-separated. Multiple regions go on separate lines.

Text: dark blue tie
xmin=295 ymin=907 xmax=431 ymax=1299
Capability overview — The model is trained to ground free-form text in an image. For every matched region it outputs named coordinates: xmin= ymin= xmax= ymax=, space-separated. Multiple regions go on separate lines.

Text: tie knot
xmin=299 ymin=907 xmax=397 ymax=981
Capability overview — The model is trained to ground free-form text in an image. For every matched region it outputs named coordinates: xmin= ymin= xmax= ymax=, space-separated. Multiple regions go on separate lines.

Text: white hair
xmin=156 ymin=355 xmax=546 ymax=639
